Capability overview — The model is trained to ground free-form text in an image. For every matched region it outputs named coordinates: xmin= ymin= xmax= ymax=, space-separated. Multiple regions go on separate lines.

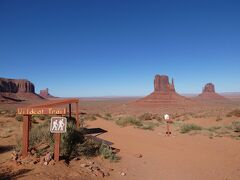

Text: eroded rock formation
xmin=196 ymin=83 xmax=226 ymax=100
xmin=135 ymin=74 xmax=192 ymax=106
xmin=0 ymin=78 xmax=35 ymax=93
xmin=154 ymin=75 xmax=175 ymax=92
xmin=39 ymin=88 xmax=54 ymax=98
xmin=0 ymin=77 xmax=44 ymax=102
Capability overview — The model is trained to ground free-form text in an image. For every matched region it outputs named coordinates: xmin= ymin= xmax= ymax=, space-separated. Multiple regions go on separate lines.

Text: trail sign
xmin=50 ymin=117 xmax=67 ymax=133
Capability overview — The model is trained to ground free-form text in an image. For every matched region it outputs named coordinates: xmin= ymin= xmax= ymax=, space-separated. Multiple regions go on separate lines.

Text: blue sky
xmin=0 ymin=0 xmax=240 ymax=97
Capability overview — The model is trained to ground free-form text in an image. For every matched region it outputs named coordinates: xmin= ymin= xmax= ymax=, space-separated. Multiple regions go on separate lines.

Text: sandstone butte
xmin=0 ymin=77 xmax=44 ymax=102
xmin=196 ymin=83 xmax=226 ymax=101
xmin=135 ymin=74 xmax=193 ymax=106
xmin=39 ymin=88 xmax=55 ymax=99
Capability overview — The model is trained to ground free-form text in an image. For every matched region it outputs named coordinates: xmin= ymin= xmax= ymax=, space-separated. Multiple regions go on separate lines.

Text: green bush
xmin=4 ymin=110 xmax=16 ymax=117
xmin=99 ymin=143 xmax=120 ymax=162
xmin=0 ymin=109 xmax=8 ymax=115
xmin=104 ymin=113 xmax=113 ymax=120
xmin=15 ymin=115 xmax=23 ymax=122
xmin=61 ymin=123 xmax=85 ymax=159
xmin=227 ymin=109 xmax=240 ymax=117
xmin=115 ymin=116 xmax=143 ymax=127
xmin=82 ymin=114 xmax=97 ymax=121
xmin=232 ymin=121 xmax=240 ymax=132
xmin=140 ymin=122 xmax=155 ymax=130
xmin=29 ymin=120 xmax=54 ymax=149
xmin=139 ymin=113 xmax=152 ymax=121
xmin=180 ymin=124 xmax=203 ymax=134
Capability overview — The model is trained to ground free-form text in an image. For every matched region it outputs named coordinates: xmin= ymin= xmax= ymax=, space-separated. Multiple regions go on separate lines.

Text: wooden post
xmin=69 ymin=104 xmax=72 ymax=119
xmin=76 ymin=102 xmax=79 ymax=127
xmin=22 ymin=115 xmax=30 ymax=157
xmin=54 ymin=133 xmax=61 ymax=162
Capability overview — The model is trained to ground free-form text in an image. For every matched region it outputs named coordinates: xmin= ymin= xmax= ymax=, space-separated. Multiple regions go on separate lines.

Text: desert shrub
xmin=140 ymin=122 xmax=156 ymax=130
xmin=32 ymin=114 xmax=49 ymax=121
xmin=61 ymin=122 xmax=85 ymax=159
xmin=29 ymin=120 xmax=54 ymax=149
xmin=207 ymin=126 xmax=221 ymax=132
xmin=227 ymin=109 xmax=240 ymax=117
xmin=180 ymin=124 xmax=203 ymax=134
xmin=4 ymin=110 xmax=16 ymax=117
xmin=0 ymin=130 xmax=11 ymax=138
xmin=216 ymin=116 xmax=223 ymax=121
xmin=73 ymin=139 xmax=100 ymax=158
xmin=15 ymin=136 xmax=22 ymax=152
xmin=232 ymin=121 xmax=240 ymax=132
xmin=115 ymin=116 xmax=143 ymax=127
xmin=15 ymin=115 xmax=23 ymax=122
xmin=104 ymin=113 xmax=113 ymax=120
xmin=99 ymin=143 xmax=120 ymax=162
xmin=139 ymin=113 xmax=153 ymax=121
xmin=82 ymin=114 xmax=97 ymax=121
xmin=153 ymin=114 xmax=163 ymax=122
xmin=0 ymin=109 xmax=8 ymax=115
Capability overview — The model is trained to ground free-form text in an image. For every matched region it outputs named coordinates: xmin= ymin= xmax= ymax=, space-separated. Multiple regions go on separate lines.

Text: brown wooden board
xmin=17 ymin=108 xmax=67 ymax=115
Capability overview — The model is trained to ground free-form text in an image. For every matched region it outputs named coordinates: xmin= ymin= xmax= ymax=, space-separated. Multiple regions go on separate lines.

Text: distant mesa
xmin=196 ymin=83 xmax=226 ymax=100
xmin=39 ymin=88 xmax=55 ymax=99
xmin=0 ymin=77 xmax=44 ymax=102
xmin=134 ymin=74 xmax=193 ymax=106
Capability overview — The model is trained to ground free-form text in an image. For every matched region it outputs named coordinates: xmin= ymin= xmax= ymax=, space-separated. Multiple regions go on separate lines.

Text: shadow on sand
xmin=0 ymin=145 xmax=14 ymax=154
xmin=0 ymin=168 xmax=33 ymax=180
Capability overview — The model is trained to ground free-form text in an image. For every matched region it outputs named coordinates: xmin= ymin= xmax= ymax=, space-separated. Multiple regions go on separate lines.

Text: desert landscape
xmin=0 ymin=75 xmax=240 ymax=180
xmin=1 ymin=1 xmax=240 ymax=180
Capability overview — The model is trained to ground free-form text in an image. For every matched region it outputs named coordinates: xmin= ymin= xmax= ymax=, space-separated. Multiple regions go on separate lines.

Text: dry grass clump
xmin=227 ymin=109 xmax=240 ymax=117
xmin=180 ymin=124 xmax=203 ymax=134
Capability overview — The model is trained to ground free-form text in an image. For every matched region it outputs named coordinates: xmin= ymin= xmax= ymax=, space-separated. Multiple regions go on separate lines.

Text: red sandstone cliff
xmin=0 ymin=78 xmax=44 ymax=102
xmin=196 ymin=83 xmax=226 ymax=100
xmin=39 ymin=88 xmax=55 ymax=98
xmin=135 ymin=74 xmax=192 ymax=106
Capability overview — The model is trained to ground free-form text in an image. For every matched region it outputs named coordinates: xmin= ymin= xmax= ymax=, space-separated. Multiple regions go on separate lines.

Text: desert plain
xmin=0 ymin=76 xmax=240 ymax=180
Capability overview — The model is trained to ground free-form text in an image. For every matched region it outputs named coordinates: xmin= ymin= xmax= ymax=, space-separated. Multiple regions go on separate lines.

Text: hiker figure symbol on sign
xmin=50 ymin=117 xmax=67 ymax=133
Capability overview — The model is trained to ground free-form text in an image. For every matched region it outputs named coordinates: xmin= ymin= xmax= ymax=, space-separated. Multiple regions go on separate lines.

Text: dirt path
xmin=87 ymin=119 xmax=240 ymax=180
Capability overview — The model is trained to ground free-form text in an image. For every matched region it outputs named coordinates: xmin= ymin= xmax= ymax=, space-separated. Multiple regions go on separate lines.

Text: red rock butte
xmin=39 ymin=88 xmax=55 ymax=99
xmin=135 ymin=74 xmax=192 ymax=106
xmin=0 ymin=77 xmax=44 ymax=102
xmin=196 ymin=83 xmax=226 ymax=100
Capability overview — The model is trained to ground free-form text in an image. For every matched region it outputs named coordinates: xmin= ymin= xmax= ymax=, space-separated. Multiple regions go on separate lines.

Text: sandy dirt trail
xmin=87 ymin=119 xmax=240 ymax=180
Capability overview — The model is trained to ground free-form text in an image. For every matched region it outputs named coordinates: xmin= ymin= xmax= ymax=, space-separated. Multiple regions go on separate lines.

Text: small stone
xmin=80 ymin=163 xmax=88 ymax=168
xmin=109 ymin=168 xmax=114 ymax=172
xmin=120 ymin=172 xmax=126 ymax=176
xmin=44 ymin=153 xmax=52 ymax=163
xmin=104 ymin=172 xmax=110 ymax=177
xmin=43 ymin=161 xmax=48 ymax=166
xmin=30 ymin=148 xmax=36 ymax=155
xmin=88 ymin=161 xmax=94 ymax=165
xmin=95 ymin=169 xmax=105 ymax=177
xmin=73 ymin=157 xmax=80 ymax=161
xmin=49 ymin=160 xmax=55 ymax=166
xmin=135 ymin=154 xmax=143 ymax=158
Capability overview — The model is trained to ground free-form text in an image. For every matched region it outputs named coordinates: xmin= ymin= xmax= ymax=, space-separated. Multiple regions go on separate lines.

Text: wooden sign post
xmin=17 ymin=98 xmax=79 ymax=160
xmin=22 ymin=115 xmax=30 ymax=157
xmin=50 ymin=117 xmax=67 ymax=161
xmin=17 ymin=107 xmax=67 ymax=158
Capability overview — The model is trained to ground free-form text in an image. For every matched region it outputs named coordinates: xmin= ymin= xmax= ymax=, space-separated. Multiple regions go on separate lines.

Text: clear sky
xmin=0 ymin=0 xmax=240 ymax=97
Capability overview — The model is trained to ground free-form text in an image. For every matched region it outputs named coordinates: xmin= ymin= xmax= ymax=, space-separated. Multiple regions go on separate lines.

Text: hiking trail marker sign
xmin=17 ymin=98 xmax=80 ymax=162
xmin=50 ymin=117 xmax=67 ymax=133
